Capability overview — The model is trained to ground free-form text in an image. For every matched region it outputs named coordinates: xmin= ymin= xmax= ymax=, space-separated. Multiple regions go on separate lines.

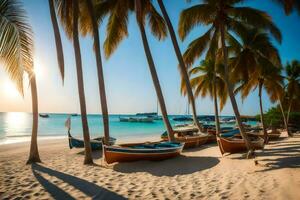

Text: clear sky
xmin=0 ymin=0 xmax=299 ymax=115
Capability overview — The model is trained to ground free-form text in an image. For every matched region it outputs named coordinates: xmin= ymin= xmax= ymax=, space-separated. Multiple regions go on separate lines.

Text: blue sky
xmin=0 ymin=0 xmax=299 ymax=115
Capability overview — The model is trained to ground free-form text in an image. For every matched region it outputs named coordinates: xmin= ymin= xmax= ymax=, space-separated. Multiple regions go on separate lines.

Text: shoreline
xmin=1 ymin=133 xmax=299 ymax=199
xmin=0 ymin=134 xmax=162 ymax=146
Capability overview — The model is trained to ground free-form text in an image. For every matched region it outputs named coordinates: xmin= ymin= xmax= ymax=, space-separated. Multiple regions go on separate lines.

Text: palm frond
xmin=183 ymin=28 xmax=213 ymax=67
xmin=178 ymin=4 xmax=215 ymax=40
xmin=147 ymin=3 xmax=167 ymax=40
xmin=228 ymin=6 xmax=282 ymax=43
xmin=103 ymin=1 xmax=130 ymax=58
xmin=0 ymin=0 xmax=34 ymax=94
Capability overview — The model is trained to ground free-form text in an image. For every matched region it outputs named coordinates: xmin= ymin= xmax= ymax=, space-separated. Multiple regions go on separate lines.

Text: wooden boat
xmin=207 ymin=127 xmax=234 ymax=135
xmin=68 ymin=131 xmax=116 ymax=151
xmin=217 ymin=136 xmax=264 ymax=154
xmin=220 ymin=129 xmax=240 ymax=138
xmin=161 ymin=126 xmax=208 ymax=148
xmin=39 ymin=114 xmax=49 ymax=118
xmin=103 ymin=141 xmax=184 ymax=164
xmin=267 ymin=129 xmax=281 ymax=139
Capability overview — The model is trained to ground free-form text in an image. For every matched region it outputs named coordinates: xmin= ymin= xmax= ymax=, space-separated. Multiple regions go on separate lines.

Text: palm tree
xmin=48 ymin=0 xmax=65 ymax=81
xmin=285 ymin=60 xmax=300 ymax=129
xmin=182 ymin=59 xmax=228 ymax=136
xmin=272 ymin=0 xmax=300 ymax=15
xmin=52 ymin=1 xmax=111 ymax=145
xmin=229 ymin=28 xmax=282 ymax=143
xmin=157 ymin=0 xmax=202 ymax=132
xmin=72 ymin=0 xmax=93 ymax=164
xmin=97 ymin=0 xmax=175 ymax=141
xmin=0 ymin=0 xmax=41 ymax=163
xmin=179 ymin=0 xmax=281 ymax=155
xmin=55 ymin=0 xmax=93 ymax=164
xmin=84 ymin=0 xmax=110 ymax=145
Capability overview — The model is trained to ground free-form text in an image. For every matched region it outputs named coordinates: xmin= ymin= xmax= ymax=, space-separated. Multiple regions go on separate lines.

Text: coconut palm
xmin=229 ymin=28 xmax=281 ymax=143
xmin=48 ymin=0 xmax=64 ymax=81
xmin=52 ymin=1 xmax=111 ymax=146
xmin=55 ymin=0 xmax=93 ymax=164
xmin=183 ymin=59 xmax=228 ymax=136
xmin=284 ymin=60 xmax=300 ymax=128
xmin=96 ymin=0 xmax=175 ymax=141
xmin=272 ymin=0 xmax=300 ymax=15
xmin=179 ymin=0 xmax=281 ymax=154
xmin=157 ymin=0 xmax=202 ymax=132
xmin=0 ymin=0 xmax=41 ymax=163
xmin=84 ymin=0 xmax=110 ymax=145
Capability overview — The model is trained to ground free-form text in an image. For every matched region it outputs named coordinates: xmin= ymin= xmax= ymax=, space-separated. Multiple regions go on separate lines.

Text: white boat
xmin=119 ymin=116 xmax=154 ymax=123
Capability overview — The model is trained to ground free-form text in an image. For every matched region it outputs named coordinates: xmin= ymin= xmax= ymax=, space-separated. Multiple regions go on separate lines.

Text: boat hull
xmin=103 ymin=142 xmax=184 ymax=164
xmin=217 ymin=137 xmax=264 ymax=154
xmin=161 ymin=134 xmax=208 ymax=149
xmin=69 ymin=136 xmax=116 ymax=151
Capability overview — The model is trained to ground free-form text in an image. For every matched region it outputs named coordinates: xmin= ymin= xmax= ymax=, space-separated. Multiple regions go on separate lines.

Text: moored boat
xmin=119 ymin=116 xmax=154 ymax=123
xmin=68 ymin=131 xmax=116 ymax=151
xmin=39 ymin=114 xmax=49 ymax=118
xmin=103 ymin=141 xmax=184 ymax=164
xmin=161 ymin=125 xmax=208 ymax=148
xmin=172 ymin=116 xmax=193 ymax=122
xmin=217 ymin=136 xmax=264 ymax=154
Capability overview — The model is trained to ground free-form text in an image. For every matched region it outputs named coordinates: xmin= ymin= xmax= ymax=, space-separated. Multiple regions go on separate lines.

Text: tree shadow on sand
xmin=76 ymin=150 xmax=103 ymax=159
xmin=254 ymin=138 xmax=300 ymax=172
xmin=32 ymin=164 xmax=126 ymax=200
xmin=113 ymin=156 xmax=219 ymax=177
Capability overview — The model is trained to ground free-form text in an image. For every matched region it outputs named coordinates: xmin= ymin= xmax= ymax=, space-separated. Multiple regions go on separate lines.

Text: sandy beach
xmin=0 ymin=132 xmax=299 ymax=200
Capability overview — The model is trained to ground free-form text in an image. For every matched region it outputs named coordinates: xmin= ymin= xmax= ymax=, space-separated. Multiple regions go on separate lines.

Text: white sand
xmin=0 ymin=133 xmax=299 ymax=200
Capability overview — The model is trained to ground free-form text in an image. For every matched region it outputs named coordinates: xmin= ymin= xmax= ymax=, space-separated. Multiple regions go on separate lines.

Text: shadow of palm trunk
xmin=31 ymin=164 xmax=126 ymax=199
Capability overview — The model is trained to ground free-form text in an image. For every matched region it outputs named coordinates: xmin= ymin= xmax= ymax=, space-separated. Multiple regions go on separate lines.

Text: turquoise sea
xmin=0 ymin=112 xmax=258 ymax=144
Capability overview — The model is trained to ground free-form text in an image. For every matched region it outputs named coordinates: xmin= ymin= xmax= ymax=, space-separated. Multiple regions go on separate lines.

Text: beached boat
xmin=207 ymin=127 xmax=237 ymax=143
xmin=39 ymin=114 xmax=49 ymax=118
xmin=103 ymin=141 xmax=184 ymax=164
xmin=68 ymin=131 xmax=116 ymax=151
xmin=220 ymin=129 xmax=240 ymax=138
xmin=248 ymin=129 xmax=281 ymax=140
xmin=217 ymin=136 xmax=264 ymax=154
xmin=65 ymin=117 xmax=116 ymax=150
xmin=119 ymin=116 xmax=154 ymax=123
xmin=267 ymin=129 xmax=281 ymax=139
xmin=161 ymin=125 xmax=208 ymax=148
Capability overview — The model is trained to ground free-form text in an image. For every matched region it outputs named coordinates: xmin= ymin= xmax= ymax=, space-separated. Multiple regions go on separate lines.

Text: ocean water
xmin=0 ymin=112 xmax=257 ymax=144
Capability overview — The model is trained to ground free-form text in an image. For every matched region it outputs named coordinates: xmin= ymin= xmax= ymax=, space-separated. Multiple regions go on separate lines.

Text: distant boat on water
xmin=71 ymin=113 xmax=79 ymax=117
xmin=39 ymin=114 xmax=49 ymax=118
xmin=119 ymin=116 xmax=154 ymax=123
xmin=136 ymin=112 xmax=162 ymax=120
xmin=172 ymin=116 xmax=193 ymax=121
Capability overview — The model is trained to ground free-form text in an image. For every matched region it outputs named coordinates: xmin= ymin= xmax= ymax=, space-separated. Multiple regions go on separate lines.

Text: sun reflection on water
xmin=4 ymin=112 xmax=31 ymax=137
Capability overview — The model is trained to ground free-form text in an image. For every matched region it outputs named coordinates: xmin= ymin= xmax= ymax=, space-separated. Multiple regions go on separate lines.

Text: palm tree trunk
xmin=27 ymin=75 xmax=41 ymax=164
xmin=213 ymin=76 xmax=221 ymax=137
xmin=157 ymin=0 xmax=202 ymax=132
xmin=72 ymin=0 xmax=93 ymax=164
xmin=135 ymin=0 xmax=175 ymax=141
xmin=279 ymin=99 xmax=292 ymax=136
xmin=48 ymin=0 xmax=64 ymax=81
xmin=287 ymin=99 xmax=293 ymax=126
xmin=258 ymin=81 xmax=268 ymax=144
xmin=219 ymin=23 xmax=253 ymax=155
xmin=85 ymin=0 xmax=110 ymax=145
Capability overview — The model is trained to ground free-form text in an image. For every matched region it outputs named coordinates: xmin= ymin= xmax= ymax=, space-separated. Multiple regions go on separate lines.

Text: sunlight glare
xmin=3 ymin=80 xmax=20 ymax=98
